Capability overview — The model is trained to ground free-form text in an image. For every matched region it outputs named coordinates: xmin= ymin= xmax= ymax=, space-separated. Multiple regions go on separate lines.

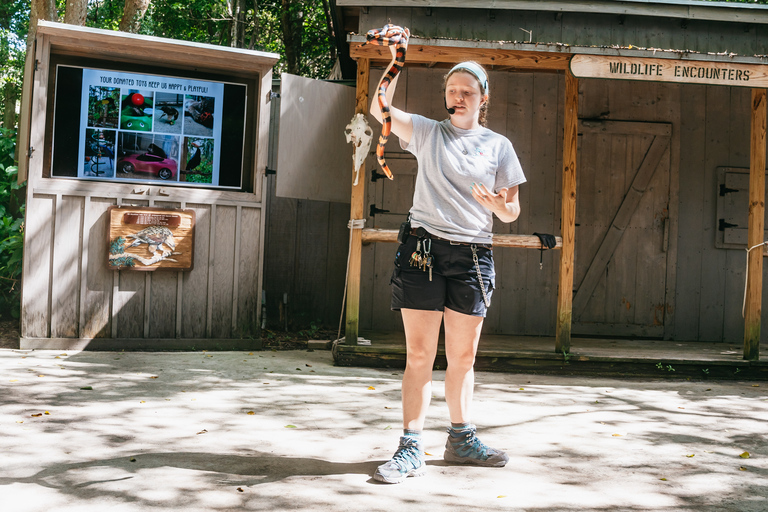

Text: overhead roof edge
xmin=337 ymin=0 xmax=768 ymax=25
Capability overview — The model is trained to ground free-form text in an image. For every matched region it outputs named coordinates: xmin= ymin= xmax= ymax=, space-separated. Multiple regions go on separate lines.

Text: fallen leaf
xmin=150 ymin=376 xmax=158 ymax=379
xmin=247 ymin=411 xmax=255 ymax=415
xmin=706 ymin=388 xmax=712 ymax=391
xmin=16 ymin=421 xmax=23 ymax=424
xmin=740 ymin=451 xmax=750 ymax=459
xmin=612 ymin=433 xmax=623 ymax=437
xmin=9 ymin=379 xmax=17 ymax=382
xmin=38 ymin=375 xmax=44 ymax=377
xmin=368 ymin=386 xmax=376 ymax=390
xmin=384 ymin=406 xmax=392 ymax=409
xmin=686 ymin=454 xmax=695 ymax=458
xmin=497 ymin=495 xmax=507 ymax=499
xmin=752 ymin=384 xmax=759 ymax=387
xmin=739 ymin=466 xmax=748 ymax=471
xmin=296 ymin=368 xmax=302 ymax=371
xmin=678 ymin=407 xmax=685 ymax=409
xmin=660 ymin=478 xmax=667 ymax=481
xmin=197 ymin=429 xmax=208 ymax=435
xmin=80 ymin=386 xmax=93 ymax=390
xmin=248 ymin=352 xmax=254 ymax=355
xmin=306 ymin=364 xmax=312 ymax=367
xmin=519 ymin=388 xmax=525 ymax=390
xmin=31 ymin=413 xmax=42 ymax=417
xmin=424 ymin=452 xmax=433 ymax=456
xmin=60 ymin=353 xmax=67 ymax=356
xmin=55 ymin=356 xmax=60 ymax=359
xmin=384 ymin=425 xmax=391 ymax=430
xmin=237 ymin=487 xmax=244 ymax=492
xmin=285 ymin=425 xmax=297 ymax=429
xmin=129 ymin=457 xmax=136 ymax=462
xmin=44 ymin=411 xmax=50 ymax=415
xmin=140 ymin=401 xmax=146 ymax=404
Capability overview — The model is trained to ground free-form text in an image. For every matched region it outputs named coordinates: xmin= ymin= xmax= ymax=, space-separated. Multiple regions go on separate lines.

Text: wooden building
xmin=17 ymin=22 xmax=278 ymax=350
xmin=326 ymin=0 xmax=768 ymax=372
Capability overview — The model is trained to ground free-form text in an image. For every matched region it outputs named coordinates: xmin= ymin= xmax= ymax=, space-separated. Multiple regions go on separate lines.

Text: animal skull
xmin=345 ymin=113 xmax=373 ymax=186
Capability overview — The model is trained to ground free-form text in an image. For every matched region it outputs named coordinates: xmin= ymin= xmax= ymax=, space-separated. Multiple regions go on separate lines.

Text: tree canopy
xmin=0 ymin=0 xmax=337 ymax=134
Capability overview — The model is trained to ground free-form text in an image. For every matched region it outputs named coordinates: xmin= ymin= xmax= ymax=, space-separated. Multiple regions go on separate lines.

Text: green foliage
xmin=0 ymin=127 xmax=23 ymax=319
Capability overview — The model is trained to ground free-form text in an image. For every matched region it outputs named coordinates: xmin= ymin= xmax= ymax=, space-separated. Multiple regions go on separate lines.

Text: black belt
xmin=410 ymin=227 xmax=492 ymax=249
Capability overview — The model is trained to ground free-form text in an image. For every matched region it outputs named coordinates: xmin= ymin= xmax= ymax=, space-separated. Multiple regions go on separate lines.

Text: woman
xmin=370 ymin=46 xmax=527 ymax=484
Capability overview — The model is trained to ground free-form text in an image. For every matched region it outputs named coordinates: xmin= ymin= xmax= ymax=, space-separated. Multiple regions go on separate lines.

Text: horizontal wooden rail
xmin=361 ymin=228 xmax=562 ymax=249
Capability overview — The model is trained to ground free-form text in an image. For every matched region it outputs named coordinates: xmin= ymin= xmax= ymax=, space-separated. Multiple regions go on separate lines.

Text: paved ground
xmin=1 ymin=346 xmax=767 ymax=512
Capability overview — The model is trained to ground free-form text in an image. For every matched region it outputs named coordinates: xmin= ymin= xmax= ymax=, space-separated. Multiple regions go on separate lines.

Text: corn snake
xmin=363 ymin=23 xmax=410 ymax=180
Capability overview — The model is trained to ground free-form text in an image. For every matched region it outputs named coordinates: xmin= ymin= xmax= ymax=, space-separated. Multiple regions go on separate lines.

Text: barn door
xmin=573 ymin=120 xmax=673 ymax=338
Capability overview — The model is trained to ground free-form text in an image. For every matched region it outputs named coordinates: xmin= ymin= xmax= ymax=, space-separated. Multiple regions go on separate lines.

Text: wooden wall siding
xmin=22 ymin=192 xmax=263 ymax=341
xmin=358 ymin=66 xmax=564 ymax=335
xmin=360 ymin=7 xmax=768 ymax=58
xmin=355 ymin=64 xmax=768 ymax=343
xmin=261 ymin=174 xmax=349 ymax=329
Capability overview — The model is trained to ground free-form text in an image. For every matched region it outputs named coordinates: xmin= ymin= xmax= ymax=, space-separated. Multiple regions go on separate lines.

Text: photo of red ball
xmin=130 ymin=93 xmax=144 ymax=106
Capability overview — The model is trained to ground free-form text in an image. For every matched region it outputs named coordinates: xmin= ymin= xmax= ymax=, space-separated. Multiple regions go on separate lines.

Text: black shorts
xmin=390 ymin=234 xmax=495 ymax=317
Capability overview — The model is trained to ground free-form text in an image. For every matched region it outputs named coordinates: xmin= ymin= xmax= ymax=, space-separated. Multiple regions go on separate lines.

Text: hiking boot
xmin=444 ymin=425 xmax=508 ymax=467
xmin=374 ymin=436 xmax=426 ymax=484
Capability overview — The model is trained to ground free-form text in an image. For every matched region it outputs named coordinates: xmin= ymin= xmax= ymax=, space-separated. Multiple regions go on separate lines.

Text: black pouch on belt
xmin=397 ymin=219 xmax=411 ymax=244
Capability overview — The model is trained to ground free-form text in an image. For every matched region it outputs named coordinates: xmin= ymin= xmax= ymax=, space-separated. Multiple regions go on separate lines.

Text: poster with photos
xmin=77 ymin=68 xmax=223 ymax=186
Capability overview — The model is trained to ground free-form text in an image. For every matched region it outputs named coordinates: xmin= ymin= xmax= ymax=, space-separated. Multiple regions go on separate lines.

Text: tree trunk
xmin=230 ymin=0 xmax=246 ymax=48
xmin=281 ymin=0 xmax=301 ymax=75
xmin=3 ymin=87 xmax=16 ymax=132
xmin=27 ymin=0 xmax=58 ymax=49
xmin=320 ymin=0 xmax=336 ymax=60
xmin=119 ymin=0 xmax=150 ymax=34
xmin=63 ymin=0 xmax=88 ymax=26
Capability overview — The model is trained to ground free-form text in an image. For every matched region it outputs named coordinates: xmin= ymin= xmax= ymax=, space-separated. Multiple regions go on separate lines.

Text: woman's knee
xmin=446 ymin=350 xmax=476 ymax=372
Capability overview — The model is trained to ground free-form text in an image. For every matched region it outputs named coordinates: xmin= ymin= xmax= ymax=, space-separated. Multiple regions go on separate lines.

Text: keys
xmin=409 ymin=237 xmax=434 ymax=281
xmin=422 ymin=239 xmax=433 ymax=281
xmin=410 ymin=240 xmax=422 ymax=267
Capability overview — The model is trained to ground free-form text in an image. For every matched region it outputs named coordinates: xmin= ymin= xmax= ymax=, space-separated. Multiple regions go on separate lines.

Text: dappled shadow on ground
xmin=2 ymin=349 xmax=767 ymax=512
xmin=0 ymin=319 xmax=19 ymax=349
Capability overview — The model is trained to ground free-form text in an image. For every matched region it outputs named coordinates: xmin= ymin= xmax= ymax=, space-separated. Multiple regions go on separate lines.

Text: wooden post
xmin=744 ymin=88 xmax=767 ymax=361
xmin=556 ymin=70 xmax=578 ymax=354
xmin=344 ymin=58 xmax=370 ymax=344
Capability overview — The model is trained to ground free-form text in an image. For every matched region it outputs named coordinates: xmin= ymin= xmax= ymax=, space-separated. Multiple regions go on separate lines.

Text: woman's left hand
xmin=471 ymin=182 xmax=507 ymax=210
xmin=471 ymin=183 xmax=521 ymax=223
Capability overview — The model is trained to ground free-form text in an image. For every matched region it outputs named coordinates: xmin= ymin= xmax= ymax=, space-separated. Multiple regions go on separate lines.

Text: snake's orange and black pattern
xmin=363 ymin=23 xmax=409 ymax=180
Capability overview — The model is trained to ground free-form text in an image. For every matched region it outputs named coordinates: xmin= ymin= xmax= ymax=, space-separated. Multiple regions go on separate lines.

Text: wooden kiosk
xmin=17 ymin=22 xmax=278 ymax=350
xmin=334 ymin=29 xmax=768 ymax=377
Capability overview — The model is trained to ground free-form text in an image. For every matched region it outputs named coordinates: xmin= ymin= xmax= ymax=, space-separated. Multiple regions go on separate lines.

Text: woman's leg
xmin=443 ymin=307 xmax=483 ymax=423
xmin=401 ymin=308 xmax=443 ymax=430
xmin=442 ymin=307 xmax=508 ymax=467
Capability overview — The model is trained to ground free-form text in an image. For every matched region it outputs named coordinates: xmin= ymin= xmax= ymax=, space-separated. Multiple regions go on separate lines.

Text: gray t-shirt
xmin=400 ymin=114 xmax=526 ymax=244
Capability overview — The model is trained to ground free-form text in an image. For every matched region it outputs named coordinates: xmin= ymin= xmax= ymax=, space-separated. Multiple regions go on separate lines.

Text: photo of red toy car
xmin=117 ymin=143 xmax=178 ymax=180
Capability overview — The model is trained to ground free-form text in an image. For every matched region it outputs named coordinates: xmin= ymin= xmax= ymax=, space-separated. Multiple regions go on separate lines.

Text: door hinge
xmin=719 ymin=219 xmax=738 ymax=231
xmin=370 ymin=168 xmax=387 ymax=182
xmin=369 ymin=204 xmax=390 ymax=216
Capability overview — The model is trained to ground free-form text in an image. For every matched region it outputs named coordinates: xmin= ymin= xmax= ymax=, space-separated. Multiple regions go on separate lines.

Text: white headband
xmin=449 ymin=62 xmax=489 ymax=94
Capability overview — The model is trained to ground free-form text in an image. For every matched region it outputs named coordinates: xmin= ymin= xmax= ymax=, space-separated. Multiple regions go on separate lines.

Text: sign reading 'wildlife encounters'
xmin=108 ymin=206 xmax=195 ymax=271
xmin=570 ymin=55 xmax=768 ymax=88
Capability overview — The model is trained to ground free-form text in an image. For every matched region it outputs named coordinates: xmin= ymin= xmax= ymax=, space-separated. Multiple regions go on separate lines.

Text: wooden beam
xmin=745 ymin=88 xmax=767 ymax=361
xmin=361 ymin=229 xmax=562 ymax=249
xmin=556 ymin=70 xmax=578 ymax=355
xmin=344 ymin=58 xmax=370 ymax=345
xmin=350 ymin=43 xmax=570 ymax=72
